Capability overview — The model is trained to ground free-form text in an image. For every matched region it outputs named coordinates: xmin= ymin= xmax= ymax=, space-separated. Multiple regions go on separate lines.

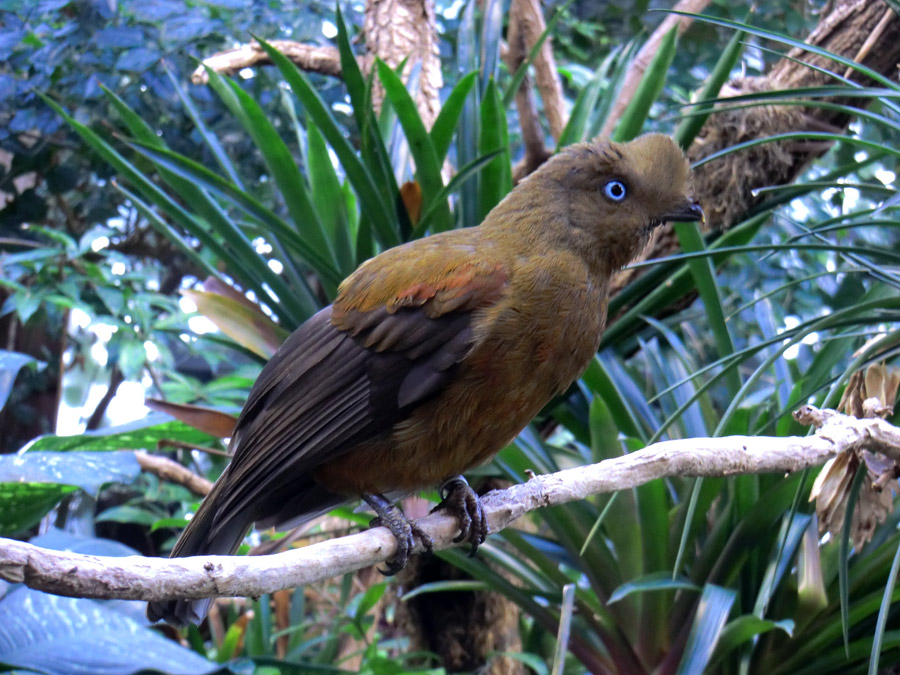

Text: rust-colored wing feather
xmin=198 ymin=237 xmax=508 ymax=545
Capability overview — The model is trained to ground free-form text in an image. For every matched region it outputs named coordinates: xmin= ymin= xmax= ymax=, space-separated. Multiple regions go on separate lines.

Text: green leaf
xmin=203 ymin=67 xmax=337 ymax=278
xmin=117 ymin=339 xmax=146 ymax=379
xmin=42 ymin=94 xmax=310 ymax=324
xmin=100 ymin=85 xmax=315 ymax=318
xmin=673 ymin=28 xmax=744 ymax=148
xmin=456 ymin=0 xmax=479 ymax=231
xmin=306 ymin=120 xmax=355 ymax=276
xmin=161 ymin=66 xmax=244 ymax=188
xmin=0 ymin=450 xmax=140 ymax=494
xmin=376 ymin=59 xmax=452 ymax=233
xmin=609 ymin=573 xmax=701 ymax=604
xmin=126 ymin=140 xmax=341 ymax=291
xmin=431 ymin=72 xmax=477 ymax=161
xmin=559 ymin=45 xmax=623 ymax=147
xmin=411 ymin=150 xmax=502 ymax=238
xmin=478 ymin=78 xmax=512 ymax=222
xmin=676 ymin=584 xmax=736 ymax=675
xmin=0 ymin=483 xmax=77 ymax=536
xmin=400 ymin=580 xmax=490 ymax=601
xmin=25 ymin=414 xmax=219 ymax=453
xmin=0 ymin=350 xmax=39 ymax=412
xmin=0 ymin=587 xmax=222 ymax=674
xmin=673 ymin=221 xmax=740 ymax=397
xmin=95 ymin=504 xmax=159 ymax=525
xmin=256 ymin=38 xmax=401 ymax=249
xmin=869 ymin=538 xmax=900 ymax=674
xmin=612 ymin=26 xmax=678 ymax=142
xmin=709 ymin=616 xmax=793 ymax=667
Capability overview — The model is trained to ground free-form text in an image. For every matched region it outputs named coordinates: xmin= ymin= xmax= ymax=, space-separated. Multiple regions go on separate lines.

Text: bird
xmin=147 ymin=132 xmax=703 ymax=626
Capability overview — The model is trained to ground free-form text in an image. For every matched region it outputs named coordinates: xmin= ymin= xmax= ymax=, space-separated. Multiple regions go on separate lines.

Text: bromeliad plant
xmin=8 ymin=6 xmax=900 ymax=674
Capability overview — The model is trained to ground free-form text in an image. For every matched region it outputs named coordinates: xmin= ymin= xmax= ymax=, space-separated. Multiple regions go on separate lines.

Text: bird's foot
xmin=432 ymin=475 xmax=489 ymax=557
xmin=363 ymin=493 xmax=433 ymax=575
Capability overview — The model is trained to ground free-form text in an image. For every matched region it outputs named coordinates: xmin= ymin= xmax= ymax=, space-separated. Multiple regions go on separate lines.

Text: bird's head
xmin=528 ymin=133 xmax=703 ymax=272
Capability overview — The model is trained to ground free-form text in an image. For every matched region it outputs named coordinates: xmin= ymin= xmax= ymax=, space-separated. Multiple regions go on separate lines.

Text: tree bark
xmin=364 ymin=0 xmax=443 ymax=130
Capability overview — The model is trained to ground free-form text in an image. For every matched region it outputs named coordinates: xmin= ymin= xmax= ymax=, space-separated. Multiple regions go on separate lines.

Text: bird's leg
xmin=432 ymin=475 xmax=489 ymax=557
xmin=363 ymin=493 xmax=433 ymax=575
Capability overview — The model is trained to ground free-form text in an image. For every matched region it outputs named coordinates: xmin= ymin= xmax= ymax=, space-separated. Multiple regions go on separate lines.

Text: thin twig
xmin=135 ymin=451 xmax=213 ymax=497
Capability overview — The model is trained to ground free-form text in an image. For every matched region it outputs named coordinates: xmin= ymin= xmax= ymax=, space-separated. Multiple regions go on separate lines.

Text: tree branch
xmin=135 ymin=451 xmax=213 ymax=497
xmin=2 ymin=406 xmax=898 ymax=603
xmin=190 ymin=41 xmax=342 ymax=85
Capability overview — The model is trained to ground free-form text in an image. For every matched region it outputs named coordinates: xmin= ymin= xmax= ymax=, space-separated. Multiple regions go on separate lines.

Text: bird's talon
xmin=435 ymin=475 xmax=488 ymax=555
xmin=364 ymin=493 xmax=430 ymax=576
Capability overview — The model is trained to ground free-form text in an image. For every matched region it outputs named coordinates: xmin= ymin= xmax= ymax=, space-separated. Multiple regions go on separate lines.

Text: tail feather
xmin=147 ymin=471 xmax=253 ymax=626
xmin=147 ymin=471 xmax=347 ymax=627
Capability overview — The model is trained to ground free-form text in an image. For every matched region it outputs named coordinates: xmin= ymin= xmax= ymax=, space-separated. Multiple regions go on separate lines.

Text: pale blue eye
xmin=604 ymin=180 xmax=627 ymax=202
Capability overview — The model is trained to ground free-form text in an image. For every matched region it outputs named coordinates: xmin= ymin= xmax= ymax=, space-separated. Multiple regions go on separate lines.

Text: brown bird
xmin=147 ymin=133 xmax=702 ymax=626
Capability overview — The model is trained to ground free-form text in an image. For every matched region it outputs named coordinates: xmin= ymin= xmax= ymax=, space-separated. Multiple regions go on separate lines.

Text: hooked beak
xmin=660 ymin=201 xmax=705 ymax=224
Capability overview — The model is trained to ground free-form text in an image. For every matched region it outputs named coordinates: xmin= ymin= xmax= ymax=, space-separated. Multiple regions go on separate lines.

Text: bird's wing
xmin=208 ymin=238 xmax=509 ymax=535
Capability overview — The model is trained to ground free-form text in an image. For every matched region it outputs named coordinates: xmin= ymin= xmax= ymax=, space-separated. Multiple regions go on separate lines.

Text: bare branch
xmin=2 ymin=406 xmax=898 ymax=603
xmin=509 ymin=0 xmax=566 ymax=142
xmin=135 ymin=451 xmax=213 ymax=498
xmin=191 ymin=41 xmax=342 ymax=85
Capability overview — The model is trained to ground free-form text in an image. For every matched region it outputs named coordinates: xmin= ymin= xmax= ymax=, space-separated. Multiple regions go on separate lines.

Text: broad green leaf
xmin=0 ymin=450 xmax=140 ymax=494
xmin=26 ymin=414 xmax=220 ymax=453
xmin=95 ymin=504 xmax=159 ymax=525
xmin=0 ymin=587 xmax=222 ymax=674
xmin=478 ymin=78 xmax=513 ymax=222
xmin=0 ymin=483 xmax=77 ymax=536
xmin=306 ymin=120 xmax=354 ymax=275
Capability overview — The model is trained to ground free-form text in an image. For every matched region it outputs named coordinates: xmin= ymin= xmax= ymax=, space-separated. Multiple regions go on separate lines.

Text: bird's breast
xmin=315 ymin=256 xmax=608 ymax=496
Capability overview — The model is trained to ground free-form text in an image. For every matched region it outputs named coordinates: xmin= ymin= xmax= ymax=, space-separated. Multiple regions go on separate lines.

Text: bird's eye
xmin=604 ymin=180 xmax=627 ymax=202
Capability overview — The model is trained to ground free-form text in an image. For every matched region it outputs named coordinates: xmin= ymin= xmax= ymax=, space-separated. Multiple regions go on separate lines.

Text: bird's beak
xmin=661 ymin=201 xmax=705 ymax=224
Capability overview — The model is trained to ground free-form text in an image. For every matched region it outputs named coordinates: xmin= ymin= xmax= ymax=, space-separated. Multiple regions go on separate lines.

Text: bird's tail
xmin=146 ymin=468 xmax=252 ymax=627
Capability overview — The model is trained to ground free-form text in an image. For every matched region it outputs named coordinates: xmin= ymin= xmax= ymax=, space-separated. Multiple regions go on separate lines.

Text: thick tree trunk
xmin=363 ymin=0 xmax=443 ymax=130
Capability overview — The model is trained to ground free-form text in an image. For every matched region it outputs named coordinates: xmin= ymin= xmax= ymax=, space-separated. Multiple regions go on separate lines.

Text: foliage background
xmin=2 ymin=0 xmax=900 ymax=673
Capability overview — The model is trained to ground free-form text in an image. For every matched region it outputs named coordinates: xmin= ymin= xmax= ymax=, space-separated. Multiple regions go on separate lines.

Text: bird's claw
xmin=364 ymin=494 xmax=433 ymax=576
xmin=433 ymin=476 xmax=489 ymax=557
